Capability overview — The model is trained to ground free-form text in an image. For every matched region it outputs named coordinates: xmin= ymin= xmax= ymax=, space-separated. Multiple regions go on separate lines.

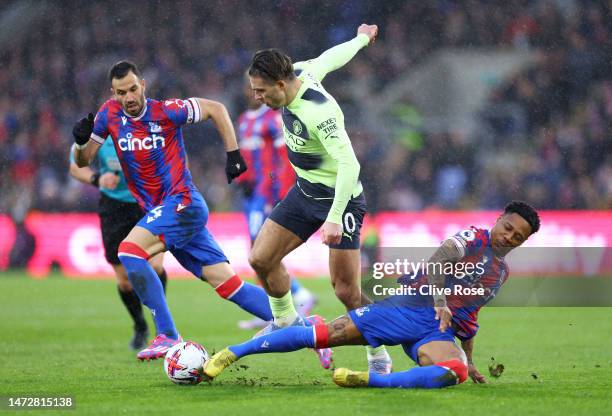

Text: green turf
xmin=0 ymin=272 xmax=611 ymax=415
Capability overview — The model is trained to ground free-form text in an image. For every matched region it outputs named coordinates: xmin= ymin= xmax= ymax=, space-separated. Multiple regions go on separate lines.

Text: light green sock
xmin=366 ymin=345 xmax=388 ymax=358
xmin=269 ymin=291 xmax=298 ymax=327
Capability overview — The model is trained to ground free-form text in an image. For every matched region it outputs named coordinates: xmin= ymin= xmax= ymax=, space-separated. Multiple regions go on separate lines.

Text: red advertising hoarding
xmin=0 ymin=211 xmax=610 ymax=278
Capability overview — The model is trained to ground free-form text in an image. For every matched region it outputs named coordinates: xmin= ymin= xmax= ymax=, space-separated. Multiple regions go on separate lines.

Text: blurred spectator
xmin=0 ymin=0 xmax=610 ymax=215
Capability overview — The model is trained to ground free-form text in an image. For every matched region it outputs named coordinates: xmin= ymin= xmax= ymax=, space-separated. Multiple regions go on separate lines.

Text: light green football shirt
xmin=282 ymin=33 xmax=370 ymax=224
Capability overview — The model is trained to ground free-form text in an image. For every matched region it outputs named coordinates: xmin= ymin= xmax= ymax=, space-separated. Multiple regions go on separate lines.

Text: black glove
xmin=72 ymin=113 xmax=94 ymax=146
xmin=225 ymin=149 xmax=247 ymax=184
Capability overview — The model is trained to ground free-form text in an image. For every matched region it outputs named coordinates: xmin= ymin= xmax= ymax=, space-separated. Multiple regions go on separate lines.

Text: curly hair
xmin=504 ymin=200 xmax=540 ymax=234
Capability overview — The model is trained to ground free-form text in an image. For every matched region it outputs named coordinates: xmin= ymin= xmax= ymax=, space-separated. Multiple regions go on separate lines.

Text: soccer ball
xmin=163 ymin=341 xmax=209 ymax=385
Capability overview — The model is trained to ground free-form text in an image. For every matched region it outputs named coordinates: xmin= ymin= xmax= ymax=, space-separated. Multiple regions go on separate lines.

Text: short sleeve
xmin=91 ymin=103 xmax=110 ymax=145
xmin=448 ymin=227 xmax=488 ymax=258
xmin=162 ymin=98 xmax=202 ymax=126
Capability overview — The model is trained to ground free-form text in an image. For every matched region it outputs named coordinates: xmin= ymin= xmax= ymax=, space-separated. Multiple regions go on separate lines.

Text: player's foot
xmin=237 ymin=317 xmax=269 ymax=330
xmin=305 ymin=315 xmax=333 ymax=369
xmin=253 ymin=315 xmax=305 ymax=338
xmin=368 ymin=350 xmax=393 ymax=375
xmin=129 ymin=327 xmax=149 ymax=351
xmin=202 ymin=348 xmax=238 ymax=380
xmin=136 ymin=334 xmax=181 ymax=361
xmin=294 ymin=288 xmax=317 ymax=317
xmin=332 ymin=368 xmax=369 ymax=388
xmin=237 ymin=290 xmax=316 ymax=331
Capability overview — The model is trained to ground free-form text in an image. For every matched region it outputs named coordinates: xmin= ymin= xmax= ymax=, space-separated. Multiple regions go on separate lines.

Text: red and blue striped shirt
xmin=91 ymin=97 xmax=201 ymax=211
xmin=236 ymin=105 xmax=294 ymax=204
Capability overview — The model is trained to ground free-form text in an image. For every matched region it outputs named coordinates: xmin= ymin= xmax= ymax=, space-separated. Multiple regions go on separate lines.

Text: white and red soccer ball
xmin=164 ymin=341 xmax=209 ymax=385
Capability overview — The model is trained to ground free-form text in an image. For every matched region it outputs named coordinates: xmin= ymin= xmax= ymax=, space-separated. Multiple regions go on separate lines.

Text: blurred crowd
xmin=0 ymin=0 xmax=610 ymax=217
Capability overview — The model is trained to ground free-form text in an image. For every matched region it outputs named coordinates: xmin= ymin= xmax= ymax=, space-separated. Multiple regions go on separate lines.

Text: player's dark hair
xmin=108 ymin=60 xmax=141 ymax=82
xmin=249 ymin=49 xmax=296 ymax=82
xmin=503 ymin=200 xmax=540 ymax=234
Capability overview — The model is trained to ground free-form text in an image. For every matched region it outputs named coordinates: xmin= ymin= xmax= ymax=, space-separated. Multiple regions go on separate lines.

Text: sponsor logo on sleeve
xmin=316 ymin=117 xmax=338 ymax=137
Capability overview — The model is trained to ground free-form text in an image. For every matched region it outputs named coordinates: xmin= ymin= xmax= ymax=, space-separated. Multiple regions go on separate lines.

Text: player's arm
xmin=72 ymin=113 xmax=102 ymax=168
xmin=69 ymin=160 xmax=99 ymax=186
xmin=193 ymin=98 xmax=247 ymax=183
xmin=460 ymin=337 xmax=487 ymax=383
xmin=427 ymin=239 xmax=464 ymax=331
xmin=319 ymin=127 xmax=360 ymax=245
xmin=298 ymin=24 xmax=377 ymax=81
xmin=69 ymin=160 xmax=119 ymax=191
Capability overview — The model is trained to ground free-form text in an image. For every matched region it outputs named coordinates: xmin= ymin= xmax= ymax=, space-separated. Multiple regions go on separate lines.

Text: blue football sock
xmin=368 ymin=365 xmax=458 ymax=389
xmin=228 ymin=326 xmax=315 ymax=358
xmin=118 ymin=254 xmax=178 ymax=339
xmin=215 ymin=275 xmax=273 ymax=321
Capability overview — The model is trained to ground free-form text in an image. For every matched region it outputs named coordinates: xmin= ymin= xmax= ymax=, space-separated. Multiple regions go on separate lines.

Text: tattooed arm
xmin=427 ymin=239 xmax=464 ymax=331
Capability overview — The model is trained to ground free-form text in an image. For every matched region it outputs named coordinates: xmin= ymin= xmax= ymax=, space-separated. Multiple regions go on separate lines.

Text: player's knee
xmin=248 ymin=251 xmax=273 ymax=275
xmin=334 ymin=284 xmax=361 ymax=309
xmin=436 ymin=359 xmax=468 ymax=384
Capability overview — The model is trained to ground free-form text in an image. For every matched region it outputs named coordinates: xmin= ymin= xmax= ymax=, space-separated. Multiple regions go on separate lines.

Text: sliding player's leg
xmin=333 ymin=304 xmax=466 ymax=389
xmin=334 ymin=340 xmax=467 ymax=389
xmin=203 ymin=314 xmax=365 ymax=379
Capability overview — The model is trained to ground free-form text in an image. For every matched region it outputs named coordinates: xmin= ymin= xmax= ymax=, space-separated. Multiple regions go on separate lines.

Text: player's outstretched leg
xmin=334 ymin=340 xmax=468 ymax=389
xmin=333 ymin=359 xmax=467 ymax=389
xmin=205 ymin=263 xmax=273 ymax=322
xmin=203 ymin=314 xmax=365 ymax=380
xmin=118 ymin=240 xmax=180 ymax=360
xmin=203 ymin=323 xmax=327 ymax=379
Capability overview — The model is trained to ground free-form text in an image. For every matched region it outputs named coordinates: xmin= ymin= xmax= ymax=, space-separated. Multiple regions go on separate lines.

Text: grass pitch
xmin=0 ymin=272 xmax=611 ymax=415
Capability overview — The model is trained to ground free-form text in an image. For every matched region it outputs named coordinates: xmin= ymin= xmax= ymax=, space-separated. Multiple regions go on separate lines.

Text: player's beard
xmin=124 ymin=96 xmax=144 ymax=117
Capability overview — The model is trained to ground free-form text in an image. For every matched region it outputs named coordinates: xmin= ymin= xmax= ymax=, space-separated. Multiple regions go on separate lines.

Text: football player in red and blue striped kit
xmin=71 ymin=61 xmax=332 ymax=361
xmin=203 ymin=201 xmax=540 ymax=389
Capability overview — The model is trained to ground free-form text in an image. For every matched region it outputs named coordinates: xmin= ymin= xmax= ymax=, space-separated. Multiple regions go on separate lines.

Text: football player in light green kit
xmin=246 ymin=23 xmax=392 ymax=373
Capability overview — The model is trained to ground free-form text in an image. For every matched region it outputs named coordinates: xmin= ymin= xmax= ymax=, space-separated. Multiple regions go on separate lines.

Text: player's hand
xmin=468 ymin=364 xmax=487 ymax=384
xmin=357 ymin=24 xmax=378 ymax=45
xmin=322 ymin=221 xmax=342 ymax=246
xmin=72 ymin=113 xmax=94 ymax=146
xmin=434 ymin=306 xmax=452 ymax=332
xmin=225 ymin=150 xmax=248 ymax=184
xmin=99 ymin=172 xmax=120 ymax=190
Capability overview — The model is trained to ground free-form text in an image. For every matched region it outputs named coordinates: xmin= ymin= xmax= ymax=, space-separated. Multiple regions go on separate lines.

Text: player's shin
xmin=228 ymin=324 xmax=323 ymax=358
xmin=368 ymin=360 xmax=468 ymax=389
xmin=215 ymin=275 xmax=273 ymax=321
xmin=118 ymin=242 xmax=179 ymax=339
